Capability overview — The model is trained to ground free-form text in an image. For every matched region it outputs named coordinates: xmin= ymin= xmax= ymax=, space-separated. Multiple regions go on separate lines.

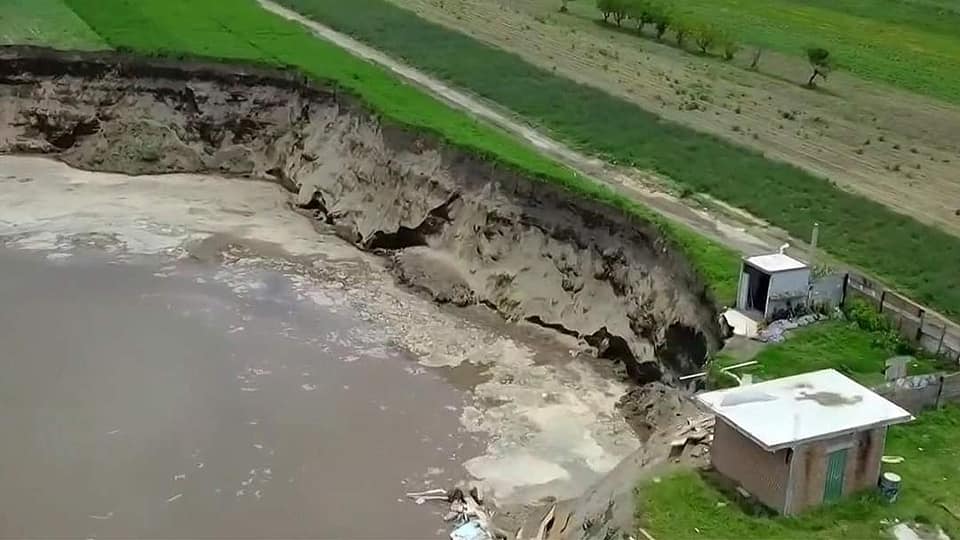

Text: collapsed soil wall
xmin=0 ymin=46 xmax=722 ymax=382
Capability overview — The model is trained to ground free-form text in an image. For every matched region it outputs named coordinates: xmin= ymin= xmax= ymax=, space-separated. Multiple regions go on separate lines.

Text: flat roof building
xmin=695 ymin=369 xmax=913 ymax=514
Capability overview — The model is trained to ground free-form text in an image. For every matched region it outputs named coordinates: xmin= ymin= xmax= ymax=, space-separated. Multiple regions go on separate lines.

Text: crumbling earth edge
xmin=0 ymin=45 xmax=721 ymax=383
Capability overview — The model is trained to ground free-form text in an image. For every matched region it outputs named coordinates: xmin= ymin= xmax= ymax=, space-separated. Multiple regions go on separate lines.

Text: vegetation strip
xmin=54 ymin=0 xmax=740 ymax=302
xmin=716 ymin=302 xmax=949 ymax=387
xmin=271 ymin=0 xmax=960 ymax=319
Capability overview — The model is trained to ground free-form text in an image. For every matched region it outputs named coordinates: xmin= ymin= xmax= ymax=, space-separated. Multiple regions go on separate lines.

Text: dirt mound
xmin=0 ymin=46 xmax=722 ymax=382
xmin=617 ymin=381 xmax=690 ymax=441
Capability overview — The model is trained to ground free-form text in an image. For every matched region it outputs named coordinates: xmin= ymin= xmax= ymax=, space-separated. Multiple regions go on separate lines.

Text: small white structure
xmin=737 ymin=251 xmax=810 ymax=320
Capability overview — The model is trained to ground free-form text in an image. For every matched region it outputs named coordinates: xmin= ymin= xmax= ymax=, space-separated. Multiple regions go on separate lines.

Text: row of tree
xmin=594 ymin=0 xmax=740 ymax=60
xmin=587 ymin=0 xmax=835 ymax=85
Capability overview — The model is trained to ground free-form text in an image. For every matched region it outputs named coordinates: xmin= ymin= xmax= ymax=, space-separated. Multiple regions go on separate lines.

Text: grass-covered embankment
xmin=17 ymin=0 xmax=739 ymax=301
xmin=270 ymin=0 xmax=960 ymax=319
xmin=719 ymin=320 xmax=943 ymax=387
xmin=636 ymin=405 xmax=960 ymax=539
xmin=0 ymin=0 xmax=105 ymax=49
xmin=715 ymin=300 xmax=950 ymax=386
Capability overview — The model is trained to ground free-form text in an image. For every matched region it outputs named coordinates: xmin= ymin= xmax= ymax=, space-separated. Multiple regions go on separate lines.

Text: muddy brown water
xmin=0 ymin=247 xmax=478 ymax=539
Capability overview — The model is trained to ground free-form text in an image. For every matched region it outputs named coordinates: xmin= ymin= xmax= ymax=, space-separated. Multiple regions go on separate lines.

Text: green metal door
xmin=823 ymin=448 xmax=848 ymax=503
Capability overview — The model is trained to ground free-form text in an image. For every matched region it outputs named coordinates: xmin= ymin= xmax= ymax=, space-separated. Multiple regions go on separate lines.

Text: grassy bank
xmin=718 ymin=319 xmax=943 ymax=386
xmin=636 ymin=405 xmax=960 ymax=539
xmin=0 ymin=0 xmax=105 ymax=49
xmin=269 ymin=0 xmax=960 ymax=319
xmin=10 ymin=0 xmax=740 ymax=301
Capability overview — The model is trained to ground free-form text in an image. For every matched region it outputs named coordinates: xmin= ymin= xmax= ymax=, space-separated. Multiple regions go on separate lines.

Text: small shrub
xmin=806 ymin=47 xmax=832 ymax=87
xmin=842 ymin=299 xmax=912 ymax=354
xmin=692 ymin=22 xmax=721 ymax=54
xmin=674 ymin=19 xmax=691 ymax=48
xmin=721 ymin=38 xmax=740 ymax=61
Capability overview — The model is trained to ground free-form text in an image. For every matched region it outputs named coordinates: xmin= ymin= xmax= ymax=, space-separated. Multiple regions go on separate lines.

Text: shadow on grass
xmin=590 ymin=19 xmax=699 ymax=56
xmin=749 ymin=66 xmax=845 ymax=97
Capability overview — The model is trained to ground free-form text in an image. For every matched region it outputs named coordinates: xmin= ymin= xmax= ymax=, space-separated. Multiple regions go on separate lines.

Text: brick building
xmin=695 ymin=369 xmax=913 ymax=515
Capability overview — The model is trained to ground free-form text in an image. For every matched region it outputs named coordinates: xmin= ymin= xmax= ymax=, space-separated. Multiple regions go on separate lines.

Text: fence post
xmin=936 ymin=376 xmax=945 ymax=409
xmin=879 ymin=290 xmax=887 ymax=313
xmin=840 ymin=273 xmax=849 ymax=308
xmin=916 ymin=308 xmax=925 ymax=343
xmin=937 ymin=324 xmax=947 ymax=355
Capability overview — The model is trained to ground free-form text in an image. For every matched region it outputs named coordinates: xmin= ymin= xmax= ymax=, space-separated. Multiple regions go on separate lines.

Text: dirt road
xmin=391 ymin=0 xmax=960 ymax=238
xmin=257 ymin=0 xmax=774 ymax=257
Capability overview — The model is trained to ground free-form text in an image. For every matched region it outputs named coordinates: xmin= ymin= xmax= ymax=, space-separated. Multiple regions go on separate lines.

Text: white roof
xmin=745 ymin=253 xmax=808 ymax=273
xmin=695 ymin=369 xmax=913 ymax=451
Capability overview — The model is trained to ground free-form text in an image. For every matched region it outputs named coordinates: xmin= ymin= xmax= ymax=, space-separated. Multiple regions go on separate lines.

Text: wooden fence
xmin=874 ymin=372 xmax=960 ymax=413
xmin=843 ymin=272 xmax=960 ymax=365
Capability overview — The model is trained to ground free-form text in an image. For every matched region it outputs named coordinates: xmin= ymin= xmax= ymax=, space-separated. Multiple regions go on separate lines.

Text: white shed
xmin=737 ymin=252 xmax=810 ymax=320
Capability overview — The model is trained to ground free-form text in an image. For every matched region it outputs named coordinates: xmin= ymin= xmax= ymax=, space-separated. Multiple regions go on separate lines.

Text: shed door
xmin=823 ymin=448 xmax=847 ymax=503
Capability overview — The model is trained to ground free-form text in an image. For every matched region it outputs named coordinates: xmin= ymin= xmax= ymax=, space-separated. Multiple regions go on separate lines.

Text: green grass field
xmin=718 ymin=319 xmax=944 ymax=386
xmin=0 ymin=0 xmax=105 ymax=49
xmin=637 ymin=405 xmax=960 ymax=539
xmin=265 ymin=0 xmax=960 ymax=319
xmin=0 ymin=0 xmax=740 ymax=302
xmin=658 ymin=0 xmax=960 ymax=105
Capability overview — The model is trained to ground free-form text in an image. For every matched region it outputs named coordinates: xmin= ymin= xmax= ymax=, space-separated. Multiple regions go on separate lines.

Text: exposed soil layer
xmin=0 ymin=46 xmax=721 ymax=382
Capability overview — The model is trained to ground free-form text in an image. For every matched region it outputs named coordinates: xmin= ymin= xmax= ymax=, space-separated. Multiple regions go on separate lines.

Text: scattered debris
xmin=451 ymin=521 xmax=489 ymax=540
xmin=758 ymin=314 xmax=822 ymax=343
xmin=406 ymin=485 xmax=503 ymax=540
xmin=882 ymin=455 xmax=906 ymax=464
xmin=668 ymin=416 xmax=715 ymax=459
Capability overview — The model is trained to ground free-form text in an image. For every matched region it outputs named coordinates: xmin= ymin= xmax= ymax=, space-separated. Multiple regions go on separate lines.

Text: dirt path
xmin=257 ymin=0 xmax=775 ymax=257
xmin=388 ymin=0 xmax=960 ymax=238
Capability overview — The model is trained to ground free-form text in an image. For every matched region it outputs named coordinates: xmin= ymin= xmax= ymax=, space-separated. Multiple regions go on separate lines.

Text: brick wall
xmin=711 ymin=418 xmax=789 ymax=512
xmin=786 ymin=427 xmax=885 ymax=513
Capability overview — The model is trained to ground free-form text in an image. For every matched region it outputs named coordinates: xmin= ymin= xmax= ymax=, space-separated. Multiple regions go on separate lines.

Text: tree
xmin=806 ymin=47 xmax=832 ymax=87
xmin=693 ymin=22 xmax=720 ymax=54
xmin=674 ymin=19 xmax=690 ymax=48
xmin=597 ymin=0 xmax=614 ymax=22
xmin=611 ymin=0 xmax=628 ymax=26
xmin=652 ymin=9 xmax=670 ymax=40
xmin=749 ymin=47 xmax=763 ymax=70
xmin=720 ymin=32 xmax=740 ymax=61
xmin=625 ymin=0 xmax=655 ymax=32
